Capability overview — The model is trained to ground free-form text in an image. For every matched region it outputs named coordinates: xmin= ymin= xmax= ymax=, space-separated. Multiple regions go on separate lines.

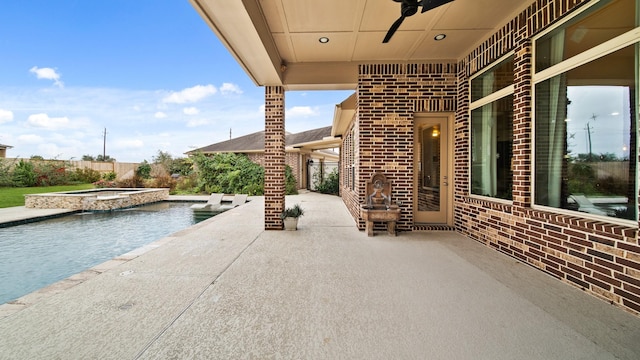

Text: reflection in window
xmin=471 ymin=96 xmax=513 ymax=200
xmin=535 ymin=0 xmax=636 ymax=72
xmin=535 ymin=45 xmax=637 ymax=220
xmin=471 ymin=56 xmax=514 ymax=102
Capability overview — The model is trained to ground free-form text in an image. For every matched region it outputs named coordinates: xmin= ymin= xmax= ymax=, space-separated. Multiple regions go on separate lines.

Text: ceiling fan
xmin=383 ymin=0 xmax=455 ymax=43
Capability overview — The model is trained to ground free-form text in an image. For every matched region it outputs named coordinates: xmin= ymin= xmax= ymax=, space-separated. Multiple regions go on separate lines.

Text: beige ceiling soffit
xmin=283 ymin=62 xmax=358 ymax=90
xmin=332 ymin=92 xmax=356 ymax=137
xmin=189 ymin=0 xmax=282 ymax=86
xmin=287 ymin=138 xmax=341 ymax=151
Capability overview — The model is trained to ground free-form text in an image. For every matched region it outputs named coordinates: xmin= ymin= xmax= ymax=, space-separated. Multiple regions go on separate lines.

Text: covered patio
xmin=188 ymin=0 xmax=536 ymax=230
xmin=189 ymin=0 xmax=640 ymax=316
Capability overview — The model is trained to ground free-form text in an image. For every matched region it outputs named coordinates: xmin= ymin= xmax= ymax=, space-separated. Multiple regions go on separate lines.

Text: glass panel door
xmin=414 ymin=115 xmax=450 ymax=224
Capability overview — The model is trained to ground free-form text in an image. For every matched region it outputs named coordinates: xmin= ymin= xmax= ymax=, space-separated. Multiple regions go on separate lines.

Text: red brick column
xmin=511 ymin=38 xmax=532 ymax=213
xmin=264 ymin=86 xmax=285 ymax=230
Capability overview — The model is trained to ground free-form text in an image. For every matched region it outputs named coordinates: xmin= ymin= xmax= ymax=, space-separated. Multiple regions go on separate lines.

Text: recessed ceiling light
xmin=434 ymin=34 xmax=446 ymax=41
xmin=319 ymin=37 xmax=329 ymax=44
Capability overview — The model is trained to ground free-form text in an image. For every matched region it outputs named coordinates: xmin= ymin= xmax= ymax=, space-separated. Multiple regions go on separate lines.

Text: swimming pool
xmin=0 ymin=202 xmax=213 ymax=305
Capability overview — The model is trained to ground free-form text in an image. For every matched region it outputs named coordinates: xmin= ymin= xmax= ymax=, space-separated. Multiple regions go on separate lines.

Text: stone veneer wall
xmin=340 ymin=0 xmax=640 ymax=315
xmin=25 ymin=188 xmax=169 ymax=211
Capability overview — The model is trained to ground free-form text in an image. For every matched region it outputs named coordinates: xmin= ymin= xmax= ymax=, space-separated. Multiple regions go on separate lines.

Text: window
xmin=342 ymin=127 xmax=355 ymax=191
xmin=534 ymin=0 xmax=639 ymax=221
xmin=470 ymin=55 xmax=514 ymax=200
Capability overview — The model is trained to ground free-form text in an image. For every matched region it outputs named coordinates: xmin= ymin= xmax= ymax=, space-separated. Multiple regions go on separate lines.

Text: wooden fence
xmin=3 ymin=158 xmax=143 ymax=180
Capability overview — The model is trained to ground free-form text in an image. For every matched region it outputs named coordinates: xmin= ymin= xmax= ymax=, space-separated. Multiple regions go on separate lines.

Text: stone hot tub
xmin=360 ymin=173 xmax=401 ymax=236
xmin=24 ymin=188 xmax=169 ymax=211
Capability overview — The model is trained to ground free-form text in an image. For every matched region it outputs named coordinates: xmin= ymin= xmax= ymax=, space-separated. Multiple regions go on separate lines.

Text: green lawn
xmin=0 ymin=184 xmax=95 ymax=208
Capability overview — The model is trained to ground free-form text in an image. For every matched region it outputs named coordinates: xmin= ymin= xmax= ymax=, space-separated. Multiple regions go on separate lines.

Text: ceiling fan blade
xmin=383 ymin=15 xmax=406 ymax=43
xmin=420 ymin=0 xmax=455 ymax=13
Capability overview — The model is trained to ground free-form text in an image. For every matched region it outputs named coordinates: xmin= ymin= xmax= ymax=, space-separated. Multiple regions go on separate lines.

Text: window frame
xmin=468 ymin=52 xmax=515 ymax=203
xmin=531 ymin=0 xmax=640 ymax=224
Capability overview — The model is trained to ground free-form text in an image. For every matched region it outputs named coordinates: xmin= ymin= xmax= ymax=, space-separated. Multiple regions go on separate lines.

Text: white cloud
xmin=286 ymin=106 xmax=319 ymax=118
xmin=18 ymin=134 xmax=44 ymax=144
xmin=163 ymin=84 xmax=217 ymax=104
xmin=186 ymin=119 xmax=210 ymax=127
xmin=37 ymin=143 xmax=61 ymax=157
xmin=220 ymin=82 xmax=243 ymax=95
xmin=0 ymin=109 xmax=13 ymax=123
xmin=115 ymin=139 xmax=144 ymax=149
xmin=27 ymin=113 xmax=71 ymax=129
xmin=29 ymin=66 xmax=64 ymax=88
xmin=154 ymin=111 xmax=167 ymax=119
xmin=183 ymin=107 xmax=199 ymax=115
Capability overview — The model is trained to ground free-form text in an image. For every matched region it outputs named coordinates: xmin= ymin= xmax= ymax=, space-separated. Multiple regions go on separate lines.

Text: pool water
xmin=0 ymin=202 xmax=213 ymax=305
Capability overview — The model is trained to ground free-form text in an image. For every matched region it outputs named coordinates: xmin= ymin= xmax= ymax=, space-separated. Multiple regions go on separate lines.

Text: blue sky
xmin=0 ymin=0 xmax=353 ymax=162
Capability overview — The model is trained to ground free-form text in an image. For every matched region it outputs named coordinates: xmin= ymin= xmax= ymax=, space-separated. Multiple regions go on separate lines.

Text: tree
xmin=96 ymin=154 xmax=116 ymax=162
xmin=153 ymin=150 xmax=193 ymax=176
xmin=82 ymin=154 xmax=95 ymax=161
xmin=152 ymin=150 xmax=173 ymax=168
xmin=136 ymin=160 xmax=152 ymax=179
xmin=191 ymin=152 xmax=297 ymax=195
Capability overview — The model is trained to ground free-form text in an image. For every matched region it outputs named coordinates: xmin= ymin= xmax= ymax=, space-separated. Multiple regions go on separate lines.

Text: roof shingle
xmin=189 ymin=126 xmax=332 ymax=154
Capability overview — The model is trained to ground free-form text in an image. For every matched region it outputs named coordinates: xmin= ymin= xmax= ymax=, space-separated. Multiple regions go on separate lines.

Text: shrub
xmin=170 ymin=157 xmax=193 ymax=176
xmin=285 ymin=165 xmax=298 ymax=195
xmin=12 ymin=160 xmax=37 ymax=187
xmin=102 ymin=171 xmax=117 ymax=181
xmin=0 ymin=159 xmax=15 ymax=187
xmin=152 ymin=150 xmax=193 ymax=176
xmin=151 ymin=175 xmax=177 ymax=191
xmin=280 ymin=204 xmax=304 ymax=219
xmin=32 ymin=161 xmax=68 ymax=186
xmin=175 ymin=173 xmax=199 ymax=193
xmin=72 ymin=167 xmax=102 ymax=183
xmin=314 ymin=167 xmax=339 ymax=195
xmin=192 ymin=153 xmax=264 ymax=195
xmin=117 ymin=175 xmax=145 ymax=188
xmin=191 ymin=152 xmax=299 ymax=196
xmin=93 ymin=179 xmax=118 ymax=188
xmin=136 ymin=161 xmax=152 ymax=179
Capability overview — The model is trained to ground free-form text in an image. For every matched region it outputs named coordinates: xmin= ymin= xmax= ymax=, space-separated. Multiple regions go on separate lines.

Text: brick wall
xmin=346 ymin=64 xmax=457 ymax=231
xmin=454 ymin=0 xmax=640 ymax=315
xmin=340 ymin=0 xmax=640 ymax=315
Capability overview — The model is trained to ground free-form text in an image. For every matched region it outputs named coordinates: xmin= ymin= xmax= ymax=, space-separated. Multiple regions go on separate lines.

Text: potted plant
xmin=281 ymin=204 xmax=304 ymax=230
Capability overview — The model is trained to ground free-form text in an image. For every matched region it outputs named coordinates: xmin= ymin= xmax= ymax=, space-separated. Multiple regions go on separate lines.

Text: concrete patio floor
xmin=1 ymin=192 xmax=639 ymax=359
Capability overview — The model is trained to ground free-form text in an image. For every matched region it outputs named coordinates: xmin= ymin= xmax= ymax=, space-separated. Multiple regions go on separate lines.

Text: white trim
xmin=531 ymin=0 xmax=605 ymax=46
xmin=468 ymin=52 xmax=515 ymax=82
xmin=532 ymin=204 xmax=639 ymax=228
xmin=469 ymin=52 xmax=515 ymax=110
xmin=468 ymin=194 xmax=513 ymax=206
xmin=534 ymin=28 xmax=640 ymax=84
xmin=467 ymin=53 xmax=516 ymax=199
xmin=531 ymin=0 xmax=640 ymax=223
xmin=470 ymin=85 xmax=514 ymax=110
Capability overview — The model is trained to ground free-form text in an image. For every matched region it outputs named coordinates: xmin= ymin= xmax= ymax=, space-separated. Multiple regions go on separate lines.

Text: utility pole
xmin=229 ymin=128 xmax=232 ymax=140
xmin=103 ymin=128 xmax=107 ymax=160
xmin=585 ymin=114 xmax=596 ymax=161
